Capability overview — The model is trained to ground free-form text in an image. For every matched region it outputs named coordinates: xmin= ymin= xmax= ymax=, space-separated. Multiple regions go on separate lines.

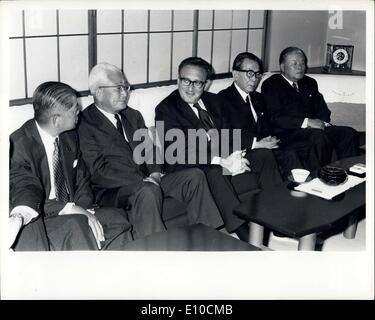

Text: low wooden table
xmin=234 ymin=156 xmax=366 ymax=251
xmin=123 ymin=223 xmax=260 ymax=251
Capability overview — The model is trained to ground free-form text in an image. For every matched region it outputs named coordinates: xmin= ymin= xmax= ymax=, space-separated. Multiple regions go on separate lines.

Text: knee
xmin=184 ymin=168 xmax=206 ymax=183
xmin=307 ymin=129 xmax=329 ymax=145
xmin=62 ymin=214 xmax=89 ymax=231
xmin=137 ymin=182 xmax=162 ymax=199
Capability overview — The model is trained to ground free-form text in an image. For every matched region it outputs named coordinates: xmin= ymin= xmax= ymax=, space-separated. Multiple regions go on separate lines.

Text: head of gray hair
xmin=88 ymin=62 xmax=124 ymax=96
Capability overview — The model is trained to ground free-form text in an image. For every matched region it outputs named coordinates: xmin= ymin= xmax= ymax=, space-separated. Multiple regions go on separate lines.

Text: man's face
xmin=178 ymin=65 xmax=207 ymax=104
xmin=281 ymin=51 xmax=306 ymax=82
xmin=233 ymin=58 xmax=262 ymax=94
xmin=57 ymin=97 xmax=82 ymax=132
xmin=97 ymin=71 xmax=130 ymax=113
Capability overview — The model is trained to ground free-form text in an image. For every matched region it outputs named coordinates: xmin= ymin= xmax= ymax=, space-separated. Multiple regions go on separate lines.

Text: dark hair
xmin=178 ymin=57 xmax=213 ymax=80
xmin=279 ymin=47 xmax=308 ymax=65
xmin=33 ymin=81 xmax=77 ymax=124
xmin=232 ymin=52 xmax=264 ymax=73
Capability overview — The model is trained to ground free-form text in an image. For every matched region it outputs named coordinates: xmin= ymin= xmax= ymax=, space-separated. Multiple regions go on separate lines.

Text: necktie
xmin=53 ymin=138 xmax=69 ymax=203
xmin=114 ymin=114 xmax=126 ymax=139
xmin=193 ymin=103 xmax=214 ymax=131
xmin=246 ymin=95 xmax=258 ymax=123
xmin=292 ymin=82 xmax=299 ymax=93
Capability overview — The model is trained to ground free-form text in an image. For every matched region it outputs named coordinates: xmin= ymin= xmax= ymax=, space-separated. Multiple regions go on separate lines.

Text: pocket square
xmin=73 ymin=159 xmax=78 ymax=168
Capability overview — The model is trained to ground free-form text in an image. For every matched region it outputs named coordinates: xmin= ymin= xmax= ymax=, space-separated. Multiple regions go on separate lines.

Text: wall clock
xmin=323 ymin=44 xmax=354 ymax=73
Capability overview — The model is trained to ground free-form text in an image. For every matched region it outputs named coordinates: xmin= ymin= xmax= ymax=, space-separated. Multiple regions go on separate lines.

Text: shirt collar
xmin=281 ymin=73 xmax=296 ymax=87
xmin=35 ymin=120 xmax=57 ymax=146
xmin=188 ymin=99 xmax=206 ymax=110
xmin=95 ymin=104 xmax=118 ymax=126
xmin=234 ymin=82 xmax=249 ymax=102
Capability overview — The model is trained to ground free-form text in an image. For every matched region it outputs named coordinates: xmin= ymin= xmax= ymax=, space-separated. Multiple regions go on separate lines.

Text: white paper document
xmin=294 ymin=175 xmax=365 ymax=200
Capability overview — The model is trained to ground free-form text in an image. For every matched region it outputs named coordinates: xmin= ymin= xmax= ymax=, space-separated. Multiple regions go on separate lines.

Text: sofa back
xmin=8 ymin=72 xmax=366 ymax=134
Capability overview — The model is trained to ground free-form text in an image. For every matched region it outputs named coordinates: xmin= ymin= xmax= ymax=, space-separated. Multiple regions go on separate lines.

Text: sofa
xmin=8 ymin=72 xmax=366 ymax=228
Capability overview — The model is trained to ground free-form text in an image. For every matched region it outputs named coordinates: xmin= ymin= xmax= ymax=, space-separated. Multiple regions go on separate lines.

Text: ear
xmin=51 ymin=114 xmax=61 ymax=129
xmin=280 ymin=63 xmax=285 ymax=74
xmin=232 ymin=70 xmax=239 ymax=81
xmin=95 ymin=88 xmax=103 ymax=100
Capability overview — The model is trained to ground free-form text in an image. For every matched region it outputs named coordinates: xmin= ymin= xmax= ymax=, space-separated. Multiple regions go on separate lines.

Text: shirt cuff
xmin=301 ymin=118 xmax=308 ymax=128
xmin=251 ymin=137 xmax=257 ymax=149
xmin=211 ymin=156 xmax=221 ymax=165
xmin=58 ymin=202 xmax=76 ymax=215
xmin=10 ymin=206 xmax=39 ymax=225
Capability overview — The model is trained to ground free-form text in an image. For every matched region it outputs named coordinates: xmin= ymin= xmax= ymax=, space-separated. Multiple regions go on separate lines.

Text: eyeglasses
xmin=179 ymin=77 xmax=207 ymax=88
xmin=235 ymin=69 xmax=263 ymax=79
xmin=98 ymin=84 xmax=131 ymax=92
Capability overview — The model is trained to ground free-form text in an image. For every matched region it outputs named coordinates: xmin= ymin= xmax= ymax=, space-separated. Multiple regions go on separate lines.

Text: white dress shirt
xmin=234 ymin=83 xmax=258 ymax=149
xmin=95 ymin=105 xmax=129 ymax=141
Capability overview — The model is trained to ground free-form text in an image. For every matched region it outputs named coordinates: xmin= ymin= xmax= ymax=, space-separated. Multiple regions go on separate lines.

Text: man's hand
xmin=59 ymin=205 xmax=105 ymax=249
xmin=144 ymin=172 xmax=164 ymax=186
xmin=254 ymin=136 xmax=280 ymax=149
xmin=307 ymin=118 xmax=325 ymax=130
xmin=8 ymin=213 xmax=24 ymax=249
xmin=220 ymin=150 xmax=251 ymax=175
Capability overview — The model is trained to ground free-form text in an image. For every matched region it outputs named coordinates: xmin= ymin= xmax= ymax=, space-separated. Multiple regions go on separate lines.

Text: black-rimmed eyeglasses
xmin=98 ymin=84 xmax=131 ymax=92
xmin=234 ymin=69 xmax=263 ymax=79
xmin=179 ymin=77 xmax=207 ymax=88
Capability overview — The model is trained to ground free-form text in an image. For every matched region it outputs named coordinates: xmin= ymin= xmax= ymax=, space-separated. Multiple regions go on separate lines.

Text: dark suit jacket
xmin=261 ymin=74 xmax=331 ymax=138
xmin=218 ymin=83 xmax=272 ymax=149
xmin=155 ymin=90 xmax=235 ymax=173
xmin=10 ymin=119 xmax=94 ymax=217
xmin=78 ymin=104 xmax=161 ymax=203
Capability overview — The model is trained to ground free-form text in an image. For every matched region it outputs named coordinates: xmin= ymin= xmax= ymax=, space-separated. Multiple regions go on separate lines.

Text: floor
xmin=223 ymin=217 xmax=366 ymax=251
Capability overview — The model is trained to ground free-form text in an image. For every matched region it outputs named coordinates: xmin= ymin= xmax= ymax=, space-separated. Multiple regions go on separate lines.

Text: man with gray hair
xmin=9 ymin=81 xmax=132 ymax=251
xmin=78 ymin=62 xmax=224 ymax=240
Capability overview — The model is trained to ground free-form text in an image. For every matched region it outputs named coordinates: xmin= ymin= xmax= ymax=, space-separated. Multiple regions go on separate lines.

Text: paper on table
xmin=294 ymin=175 xmax=365 ymax=200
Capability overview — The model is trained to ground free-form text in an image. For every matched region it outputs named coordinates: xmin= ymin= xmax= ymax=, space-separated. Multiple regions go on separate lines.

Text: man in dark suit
xmin=218 ymin=52 xmax=302 ymax=179
xmin=261 ymin=47 xmax=359 ymax=171
xmin=155 ymin=57 xmax=282 ymax=241
xmin=9 ymin=81 xmax=132 ymax=251
xmin=77 ymin=63 xmax=224 ymax=240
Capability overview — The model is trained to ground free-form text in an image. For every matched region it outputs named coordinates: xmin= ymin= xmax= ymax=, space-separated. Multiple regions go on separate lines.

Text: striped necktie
xmin=193 ymin=103 xmax=214 ymax=131
xmin=53 ymin=138 xmax=69 ymax=203
xmin=292 ymin=82 xmax=299 ymax=92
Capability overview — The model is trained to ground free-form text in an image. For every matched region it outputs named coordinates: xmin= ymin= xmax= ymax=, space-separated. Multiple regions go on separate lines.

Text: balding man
xmin=261 ymin=47 xmax=359 ymax=171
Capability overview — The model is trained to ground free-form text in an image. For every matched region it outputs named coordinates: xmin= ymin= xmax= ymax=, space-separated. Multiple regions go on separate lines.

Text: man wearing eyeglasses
xmin=218 ymin=52 xmax=302 ymax=179
xmin=77 ymin=62 xmax=224 ymax=240
xmin=261 ymin=47 xmax=359 ymax=171
xmin=155 ymin=57 xmax=282 ymax=242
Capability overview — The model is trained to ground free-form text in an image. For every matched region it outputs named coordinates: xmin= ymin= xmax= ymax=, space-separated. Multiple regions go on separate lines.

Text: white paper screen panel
xmin=26 ymin=37 xmax=58 ymax=97
xmin=150 ymin=11 xmax=171 ymax=31
xmin=249 ymin=11 xmax=265 ymax=28
xmin=212 ymin=30 xmax=231 ymax=73
xmin=60 ymin=36 xmax=88 ymax=92
xmin=198 ymin=10 xmax=213 ymax=29
xmin=8 ymin=10 xmax=23 ymax=37
xmin=9 ymin=39 xmax=25 ymax=100
xmin=230 ymin=30 xmax=248 ymax=67
xmin=97 ymin=10 xmax=122 ymax=33
xmin=149 ymin=33 xmax=171 ymax=82
xmin=214 ymin=10 xmax=232 ymax=29
xmin=124 ymin=34 xmax=148 ymax=85
xmin=24 ymin=10 xmax=56 ymax=36
xmin=232 ymin=11 xmax=249 ymax=28
xmin=59 ymin=10 xmax=88 ymax=34
xmin=248 ymin=29 xmax=264 ymax=59
xmin=124 ymin=10 xmax=148 ymax=32
xmin=197 ymin=31 xmax=212 ymax=63
xmin=97 ymin=34 xmax=122 ymax=68
xmin=172 ymin=32 xmax=193 ymax=77
xmin=173 ymin=10 xmax=194 ymax=31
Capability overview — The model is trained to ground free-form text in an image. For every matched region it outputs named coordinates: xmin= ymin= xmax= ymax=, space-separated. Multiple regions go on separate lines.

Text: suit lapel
xmin=27 ymin=122 xmax=51 ymax=198
xmin=176 ymin=94 xmax=204 ymax=130
xmin=59 ymin=134 xmax=75 ymax=201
